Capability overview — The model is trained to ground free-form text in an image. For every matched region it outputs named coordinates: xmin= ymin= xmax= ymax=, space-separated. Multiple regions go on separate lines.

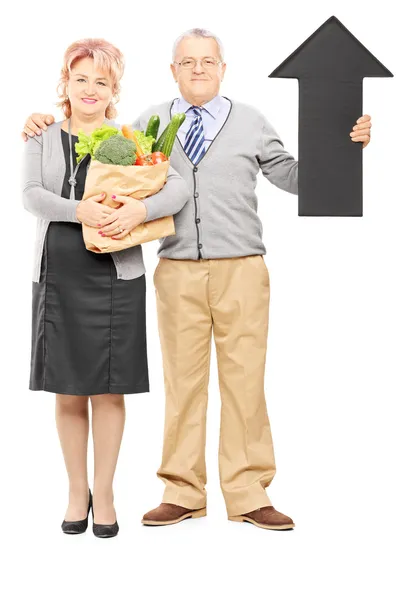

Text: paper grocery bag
xmin=81 ymin=159 xmax=175 ymax=253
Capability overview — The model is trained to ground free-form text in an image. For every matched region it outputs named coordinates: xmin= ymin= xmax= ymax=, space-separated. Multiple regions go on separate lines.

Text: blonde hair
xmin=57 ymin=38 xmax=125 ymax=119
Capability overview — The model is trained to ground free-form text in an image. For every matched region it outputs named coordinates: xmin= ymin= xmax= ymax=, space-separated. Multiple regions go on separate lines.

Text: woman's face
xmin=67 ymin=57 xmax=113 ymax=117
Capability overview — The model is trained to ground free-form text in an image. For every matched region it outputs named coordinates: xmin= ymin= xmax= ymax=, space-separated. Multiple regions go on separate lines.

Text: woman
xmin=22 ymin=38 xmax=189 ymax=537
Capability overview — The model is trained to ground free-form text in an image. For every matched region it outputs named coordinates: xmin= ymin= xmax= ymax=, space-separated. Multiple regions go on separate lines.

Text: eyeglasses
xmin=174 ymin=57 xmax=223 ymax=70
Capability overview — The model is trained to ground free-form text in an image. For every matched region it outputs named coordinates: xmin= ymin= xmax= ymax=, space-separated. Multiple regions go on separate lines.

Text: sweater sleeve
xmin=142 ymin=166 xmax=190 ymax=222
xmin=131 ymin=114 xmax=142 ymax=131
xmin=258 ymin=115 xmax=298 ymax=195
xmin=131 ymin=110 xmax=190 ymax=222
xmin=22 ymin=135 xmax=81 ymax=222
xmin=131 ymin=104 xmax=158 ymax=131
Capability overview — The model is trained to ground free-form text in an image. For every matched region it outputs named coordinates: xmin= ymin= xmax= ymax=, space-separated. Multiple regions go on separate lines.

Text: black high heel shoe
xmin=92 ymin=503 xmax=119 ymax=538
xmin=61 ymin=490 xmax=92 ymax=535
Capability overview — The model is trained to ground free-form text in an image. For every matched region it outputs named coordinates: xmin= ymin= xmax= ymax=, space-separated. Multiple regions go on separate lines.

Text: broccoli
xmin=94 ymin=135 xmax=137 ymax=166
xmin=76 ymin=125 xmax=121 ymax=163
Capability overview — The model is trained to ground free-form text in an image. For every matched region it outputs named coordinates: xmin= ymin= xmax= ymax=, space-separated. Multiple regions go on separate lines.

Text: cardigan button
xmin=198 ymin=243 xmax=203 ymax=249
xmin=193 ymin=167 xmax=198 ymax=172
xmin=194 ymin=192 xmax=199 ymax=198
xmin=196 ymin=218 xmax=201 ymax=224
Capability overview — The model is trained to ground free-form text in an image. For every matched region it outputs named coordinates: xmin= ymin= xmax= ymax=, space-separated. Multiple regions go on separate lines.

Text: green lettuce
xmin=133 ymin=130 xmax=155 ymax=155
xmin=75 ymin=131 xmax=92 ymax=163
xmin=75 ymin=124 xmax=122 ymax=162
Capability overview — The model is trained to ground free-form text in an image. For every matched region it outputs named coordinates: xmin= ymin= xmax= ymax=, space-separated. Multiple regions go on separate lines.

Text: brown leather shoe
xmin=142 ymin=503 xmax=207 ymax=526
xmin=229 ymin=506 xmax=294 ymax=530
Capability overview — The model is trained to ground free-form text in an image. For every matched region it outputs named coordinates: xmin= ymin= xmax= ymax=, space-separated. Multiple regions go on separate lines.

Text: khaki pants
xmin=153 ymin=255 xmax=276 ymax=517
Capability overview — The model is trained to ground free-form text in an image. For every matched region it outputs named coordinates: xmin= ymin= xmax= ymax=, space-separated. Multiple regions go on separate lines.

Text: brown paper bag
xmin=81 ymin=159 xmax=175 ymax=253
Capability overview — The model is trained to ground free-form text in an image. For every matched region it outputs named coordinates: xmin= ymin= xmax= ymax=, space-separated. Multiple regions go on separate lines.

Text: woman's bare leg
xmin=55 ymin=394 xmax=90 ymax=521
xmin=90 ymin=393 xmax=125 ymax=524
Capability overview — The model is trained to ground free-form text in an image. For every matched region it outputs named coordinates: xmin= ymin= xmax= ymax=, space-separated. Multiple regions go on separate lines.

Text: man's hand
xmin=350 ymin=114 xmax=372 ymax=148
xmin=22 ymin=113 xmax=55 ymax=141
xmin=98 ymin=196 xmax=147 ymax=240
xmin=76 ymin=193 xmax=117 ymax=227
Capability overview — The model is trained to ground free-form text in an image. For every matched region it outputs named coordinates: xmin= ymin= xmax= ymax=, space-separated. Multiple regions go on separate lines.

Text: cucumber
xmin=145 ymin=114 xmax=160 ymax=142
xmin=155 ymin=113 xmax=186 ymax=158
xmin=153 ymin=123 xmax=170 ymax=153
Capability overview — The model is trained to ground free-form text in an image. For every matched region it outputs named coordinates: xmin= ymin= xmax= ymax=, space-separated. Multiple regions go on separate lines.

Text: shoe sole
xmin=142 ymin=508 xmax=207 ymax=526
xmin=228 ymin=516 xmax=295 ymax=530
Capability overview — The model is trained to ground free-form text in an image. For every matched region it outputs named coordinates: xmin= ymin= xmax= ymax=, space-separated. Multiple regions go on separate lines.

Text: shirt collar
xmin=177 ymin=95 xmax=223 ymax=120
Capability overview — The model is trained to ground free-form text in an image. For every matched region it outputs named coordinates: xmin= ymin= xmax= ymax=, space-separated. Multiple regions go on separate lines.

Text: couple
xmin=22 ymin=29 xmax=372 ymax=538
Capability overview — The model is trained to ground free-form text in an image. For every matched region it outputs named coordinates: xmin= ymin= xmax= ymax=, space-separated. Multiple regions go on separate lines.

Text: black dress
xmin=29 ymin=130 xmax=149 ymax=395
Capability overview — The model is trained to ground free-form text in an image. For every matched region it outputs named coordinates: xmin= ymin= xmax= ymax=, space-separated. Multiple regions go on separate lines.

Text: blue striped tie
xmin=184 ymin=106 xmax=206 ymax=164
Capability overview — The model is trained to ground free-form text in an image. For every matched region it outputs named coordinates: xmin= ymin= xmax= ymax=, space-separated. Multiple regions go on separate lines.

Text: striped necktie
xmin=184 ymin=106 xmax=206 ymax=164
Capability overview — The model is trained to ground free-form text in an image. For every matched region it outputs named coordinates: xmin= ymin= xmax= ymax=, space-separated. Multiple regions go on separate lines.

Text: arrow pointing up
xmin=269 ymin=16 xmax=393 ymax=216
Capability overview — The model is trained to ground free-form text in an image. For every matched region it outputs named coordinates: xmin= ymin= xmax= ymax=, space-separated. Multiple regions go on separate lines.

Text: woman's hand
xmin=76 ymin=193 xmax=116 ymax=227
xmin=98 ymin=196 xmax=147 ymax=239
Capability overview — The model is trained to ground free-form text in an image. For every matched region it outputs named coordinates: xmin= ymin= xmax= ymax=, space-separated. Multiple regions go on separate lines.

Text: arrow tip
xmin=269 ymin=15 xmax=393 ymax=79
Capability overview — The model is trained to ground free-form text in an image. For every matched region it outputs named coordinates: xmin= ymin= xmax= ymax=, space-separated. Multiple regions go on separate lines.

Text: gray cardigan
xmin=132 ymin=99 xmax=298 ymax=260
xmin=22 ymin=120 xmax=190 ymax=282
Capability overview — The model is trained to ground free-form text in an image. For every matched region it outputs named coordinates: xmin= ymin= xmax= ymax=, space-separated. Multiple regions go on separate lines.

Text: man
xmin=22 ymin=29 xmax=372 ymax=530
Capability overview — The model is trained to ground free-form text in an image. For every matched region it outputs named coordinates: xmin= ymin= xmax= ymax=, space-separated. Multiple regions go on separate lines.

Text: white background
xmin=1 ymin=0 xmax=399 ymax=598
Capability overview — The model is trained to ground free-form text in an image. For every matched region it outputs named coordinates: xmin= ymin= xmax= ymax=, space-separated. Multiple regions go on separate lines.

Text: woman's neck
xmin=64 ymin=112 xmax=106 ymax=135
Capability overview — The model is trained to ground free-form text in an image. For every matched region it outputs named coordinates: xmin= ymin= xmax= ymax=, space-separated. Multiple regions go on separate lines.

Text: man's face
xmin=171 ymin=37 xmax=226 ymax=104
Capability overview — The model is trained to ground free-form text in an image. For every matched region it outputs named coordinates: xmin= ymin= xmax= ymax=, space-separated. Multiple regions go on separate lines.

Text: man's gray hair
xmin=172 ymin=28 xmax=225 ymax=62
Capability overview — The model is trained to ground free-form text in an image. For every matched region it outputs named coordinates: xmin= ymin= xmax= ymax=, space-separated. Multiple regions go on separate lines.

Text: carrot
xmin=122 ymin=125 xmax=145 ymax=157
xmin=122 ymin=124 xmax=135 ymax=140
xmin=122 ymin=124 xmax=153 ymax=165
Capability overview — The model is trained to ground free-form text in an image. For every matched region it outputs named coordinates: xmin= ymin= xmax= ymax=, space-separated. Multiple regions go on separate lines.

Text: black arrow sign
xmin=269 ymin=16 xmax=393 ymax=216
